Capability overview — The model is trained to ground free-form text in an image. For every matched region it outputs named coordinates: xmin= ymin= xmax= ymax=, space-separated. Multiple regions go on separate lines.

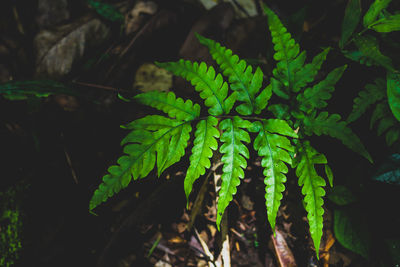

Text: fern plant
xmin=340 ymin=0 xmax=400 ymax=146
xmin=89 ymin=4 xmax=371 ymax=258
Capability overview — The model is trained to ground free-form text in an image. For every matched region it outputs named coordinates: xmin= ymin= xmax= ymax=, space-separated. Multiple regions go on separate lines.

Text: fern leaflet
xmin=156 ymin=60 xmax=236 ymax=115
xmin=196 ymin=33 xmax=272 ymax=115
xmin=303 ymin=112 xmax=372 ymax=162
xmin=297 ymin=65 xmax=347 ymax=113
xmin=134 ymin=91 xmax=200 ymax=121
xmin=184 ymin=116 xmax=220 ymax=202
xmin=90 ymin=115 xmax=192 ymax=210
xmin=217 ymin=116 xmax=252 ymax=229
xmin=294 ymin=141 xmax=327 ymax=258
xmin=347 ymin=78 xmax=386 ymax=123
xmin=251 ymin=119 xmax=297 ymax=232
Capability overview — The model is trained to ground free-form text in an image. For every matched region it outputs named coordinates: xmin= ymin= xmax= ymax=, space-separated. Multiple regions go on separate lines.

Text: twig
xmin=72 ymin=81 xmax=129 ymax=93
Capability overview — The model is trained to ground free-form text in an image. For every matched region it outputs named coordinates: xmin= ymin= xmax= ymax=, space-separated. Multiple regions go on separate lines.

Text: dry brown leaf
xmin=34 ymin=15 xmax=110 ymax=78
xmin=272 ymin=229 xmax=297 ymax=267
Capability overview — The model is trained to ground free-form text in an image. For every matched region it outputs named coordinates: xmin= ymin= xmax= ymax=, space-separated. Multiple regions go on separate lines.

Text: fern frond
xmin=291 ymin=48 xmax=330 ymax=93
xmin=347 ymin=78 xmax=386 ymax=123
xmin=294 ymin=141 xmax=327 ymax=259
xmin=303 ymin=112 xmax=372 ymax=162
xmin=184 ymin=116 xmax=220 ymax=202
xmin=297 ymin=65 xmax=347 ymax=113
xmin=196 ymin=34 xmax=271 ymax=115
xmin=263 ymin=6 xmax=300 ymax=95
xmin=156 ymin=60 xmax=236 ymax=115
xmin=134 ymin=91 xmax=200 ymax=121
xmin=90 ymin=116 xmax=192 ymax=210
xmin=217 ymin=116 xmax=252 ymax=228
xmin=251 ymin=119 xmax=297 ymax=232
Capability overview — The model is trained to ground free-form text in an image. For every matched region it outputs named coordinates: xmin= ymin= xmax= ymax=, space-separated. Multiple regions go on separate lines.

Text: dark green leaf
xmin=354 ymin=35 xmax=395 ymax=72
xmin=327 ymin=185 xmax=356 ymax=205
xmin=387 ymin=72 xmax=400 ymax=122
xmin=340 ymin=0 xmax=362 ymax=48
xmin=334 ymin=208 xmax=371 ymax=259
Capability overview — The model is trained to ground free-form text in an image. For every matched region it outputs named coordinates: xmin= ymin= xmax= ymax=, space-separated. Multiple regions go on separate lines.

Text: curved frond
xmin=90 ymin=116 xmax=192 ymax=210
xmin=294 ymin=141 xmax=327 ymax=258
xmin=303 ymin=112 xmax=372 ymax=162
xmin=156 ymin=60 xmax=236 ymax=115
xmin=184 ymin=116 xmax=220 ymax=202
xmin=347 ymin=78 xmax=386 ymax=123
xmin=196 ymin=34 xmax=270 ymax=115
xmin=297 ymin=65 xmax=347 ymax=113
xmin=134 ymin=91 xmax=200 ymax=121
xmin=217 ymin=116 xmax=252 ymax=228
xmin=251 ymin=119 xmax=297 ymax=232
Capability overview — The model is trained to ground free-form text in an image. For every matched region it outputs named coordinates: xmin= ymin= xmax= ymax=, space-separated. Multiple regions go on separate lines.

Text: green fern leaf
xmin=294 ymin=141 xmax=327 ymax=258
xmin=196 ymin=34 xmax=270 ymax=115
xmin=217 ymin=116 xmax=252 ymax=229
xmin=347 ymin=78 xmax=386 ymax=123
xmin=90 ymin=116 xmax=191 ymax=210
xmin=370 ymin=101 xmax=400 ymax=145
xmin=297 ymin=65 xmax=347 ymax=113
xmin=292 ymin=48 xmax=331 ymax=93
xmin=342 ymin=50 xmax=377 ymax=67
xmin=251 ymin=119 xmax=297 ymax=232
xmin=303 ymin=112 xmax=372 ymax=162
xmin=371 ymin=101 xmax=388 ymax=128
xmin=363 ymin=0 xmax=392 ymax=27
xmin=339 ymin=0 xmax=362 ymax=49
xmin=263 ymin=5 xmax=300 ymax=95
xmin=353 ymin=35 xmax=395 ymax=72
xmin=184 ymin=116 xmax=220 ymax=202
xmin=387 ymin=72 xmax=400 ymax=122
xmin=157 ymin=60 xmax=236 ymax=115
xmin=134 ymin=91 xmax=200 ymax=121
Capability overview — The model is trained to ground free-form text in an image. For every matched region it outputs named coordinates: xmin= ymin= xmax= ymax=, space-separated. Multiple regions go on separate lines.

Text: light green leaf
xmin=369 ymin=14 xmax=400 ymax=32
xmin=134 ymin=91 xmax=200 ymax=121
xmin=347 ymin=78 xmax=386 ymax=123
xmin=90 ymin=116 xmax=191 ymax=210
xmin=251 ymin=119 xmax=297 ymax=232
xmin=340 ymin=0 xmax=362 ymax=48
xmin=294 ymin=141 xmax=326 ymax=259
xmin=254 ymin=84 xmax=272 ymax=114
xmin=157 ymin=60 xmax=233 ymax=115
xmin=217 ymin=116 xmax=251 ymax=229
xmin=184 ymin=116 xmax=220 ymax=202
xmin=363 ymin=0 xmax=392 ymax=27
xmin=387 ymin=72 xmax=400 ymax=122
xmin=196 ymin=34 xmax=268 ymax=115
xmin=325 ymin=164 xmax=334 ymax=187
xmin=303 ymin=112 xmax=372 ymax=162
